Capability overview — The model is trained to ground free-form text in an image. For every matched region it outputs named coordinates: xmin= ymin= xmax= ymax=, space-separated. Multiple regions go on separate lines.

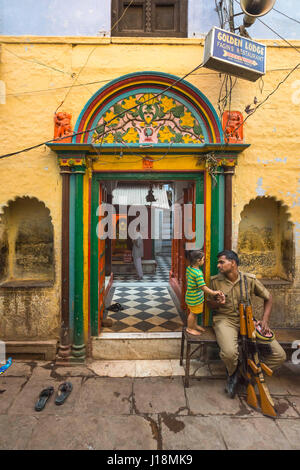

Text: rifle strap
xmin=239 ymin=271 xmax=245 ymax=304
xmin=243 ymin=274 xmax=252 ymax=306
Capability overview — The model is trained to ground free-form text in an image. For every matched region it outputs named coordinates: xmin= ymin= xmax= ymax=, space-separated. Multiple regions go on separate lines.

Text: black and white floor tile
xmin=113 ymin=255 xmax=171 ymax=283
xmin=103 ymin=285 xmax=182 ymax=333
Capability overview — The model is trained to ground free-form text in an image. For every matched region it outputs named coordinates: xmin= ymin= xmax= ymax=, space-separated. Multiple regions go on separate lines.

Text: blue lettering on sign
xmin=213 ymin=28 xmax=266 ymax=74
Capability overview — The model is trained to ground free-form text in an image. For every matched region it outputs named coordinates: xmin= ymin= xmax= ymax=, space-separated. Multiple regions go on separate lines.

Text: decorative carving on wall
xmin=54 ymin=112 xmax=73 ymax=143
xmin=92 ymin=93 xmax=205 ymax=145
xmin=143 ymin=158 xmax=153 ymax=169
xmin=222 ymin=111 xmax=243 ymax=143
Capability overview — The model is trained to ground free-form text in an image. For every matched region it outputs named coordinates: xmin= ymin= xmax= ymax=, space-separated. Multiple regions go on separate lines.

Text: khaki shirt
xmin=209 ymin=271 xmax=270 ymax=317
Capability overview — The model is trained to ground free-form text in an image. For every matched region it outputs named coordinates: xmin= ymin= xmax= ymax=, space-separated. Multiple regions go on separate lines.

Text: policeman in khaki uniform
xmin=207 ymin=250 xmax=286 ymax=398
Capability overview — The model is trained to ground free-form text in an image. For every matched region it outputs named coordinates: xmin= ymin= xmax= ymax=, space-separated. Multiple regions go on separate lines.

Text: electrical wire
xmin=0 ymin=66 xmax=295 ymax=100
xmin=111 ymin=0 xmax=134 ymax=33
xmin=0 ymin=61 xmax=204 ymax=160
xmin=55 ymin=0 xmax=135 ymax=113
xmin=257 ymin=17 xmax=300 ymax=55
xmin=2 ymin=78 xmax=113 ymax=98
xmin=1 ymin=55 xmax=298 ymax=161
xmin=2 ymin=7 xmax=300 ymax=160
xmin=233 ymin=0 xmax=300 ymax=54
xmin=273 ymin=7 xmax=300 ymax=26
xmin=234 ymin=60 xmax=300 ymax=133
xmin=91 ymin=140 xmax=174 ymax=165
xmin=3 ymin=47 xmax=73 ymax=76
xmin=55 ymin=45 xmax=97 ymax=113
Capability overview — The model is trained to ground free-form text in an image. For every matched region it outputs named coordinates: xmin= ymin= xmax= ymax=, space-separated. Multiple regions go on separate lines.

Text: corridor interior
xmin=101 ymin=179 xmax=195 ymax=334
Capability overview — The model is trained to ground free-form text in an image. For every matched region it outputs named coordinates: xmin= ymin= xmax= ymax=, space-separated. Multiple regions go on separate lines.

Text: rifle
xmin=239 ymin=274 xmax=276 ymax=418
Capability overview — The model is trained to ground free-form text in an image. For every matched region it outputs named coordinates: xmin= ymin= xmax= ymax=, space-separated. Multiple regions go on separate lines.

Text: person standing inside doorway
xmin=132 ymin=225 xmax=144 ymax=280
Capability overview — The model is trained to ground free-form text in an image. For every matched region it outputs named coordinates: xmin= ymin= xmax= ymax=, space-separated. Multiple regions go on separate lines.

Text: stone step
xmin=5 ymin=340 xmax=58 ymax=361
xmin=91 ymin=332 xmax=182 ymax=360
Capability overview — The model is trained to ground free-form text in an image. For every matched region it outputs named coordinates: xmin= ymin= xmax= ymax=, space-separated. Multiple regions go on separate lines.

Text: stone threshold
xmin=97 ymin=332 xmax=182 ymax=339
xmin=112 ymin=281 xmax=170 ymax=287
xmin=88 ymin=359 xmax=218 ymax=378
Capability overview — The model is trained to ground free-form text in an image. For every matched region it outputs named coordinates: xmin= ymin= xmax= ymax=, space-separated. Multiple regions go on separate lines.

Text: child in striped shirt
xmin=185 ymin=250 xmax=224 ymax=336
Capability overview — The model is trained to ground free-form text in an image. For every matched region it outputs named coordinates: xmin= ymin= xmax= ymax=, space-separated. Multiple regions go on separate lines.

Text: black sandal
xmin=107 ymin=303 xmax=124 ymax=312
xmin=34 ymin=386 xmax=54 ymax=411
xmin=55 ymin=382 xmax=73 ymax=406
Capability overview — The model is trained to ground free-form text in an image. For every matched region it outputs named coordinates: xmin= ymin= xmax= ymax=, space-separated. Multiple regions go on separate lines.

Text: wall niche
xmin=0 ymin=197 xmax=54 ymax=286
xmin=238 ymin=196 xmax=294 ymax=280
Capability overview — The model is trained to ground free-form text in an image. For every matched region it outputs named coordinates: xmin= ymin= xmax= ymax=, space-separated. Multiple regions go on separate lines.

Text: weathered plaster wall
xmin=0 ymin=197 xmax=55 ymax=282
xmin=0 ymin=286 xmax=60 ymax=340
xmin=0 ymin=36 xmax=299 ymax=333
xmin=238 ymin=196 xmax=294 ymax=280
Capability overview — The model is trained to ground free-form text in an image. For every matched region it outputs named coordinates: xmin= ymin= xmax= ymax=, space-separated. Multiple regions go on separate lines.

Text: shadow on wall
xmin=0 ymin=197 xmax=59 ymax=341
xmin=238 ymin=196 xmax=297 ymax=327
xmin=238 ymin=196 xmax=295 ymax=281
xmin=0 ymin=197 xmax=54 ymax=286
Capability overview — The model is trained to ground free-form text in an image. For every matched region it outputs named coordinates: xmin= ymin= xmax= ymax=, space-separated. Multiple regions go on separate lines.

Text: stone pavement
xmin=0 ymin=359 xmax=300 ymax=450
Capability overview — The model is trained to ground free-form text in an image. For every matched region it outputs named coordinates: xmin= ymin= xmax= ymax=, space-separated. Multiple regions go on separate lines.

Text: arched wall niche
xmin=0 ymin=196 xmax=54 ymax=284
xmin=238 ymin=196 xmax=294 ymax=281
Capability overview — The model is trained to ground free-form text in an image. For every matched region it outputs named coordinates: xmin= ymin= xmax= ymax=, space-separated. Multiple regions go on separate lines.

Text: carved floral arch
xmin=73 ymin=72 xmax=224 ymax=146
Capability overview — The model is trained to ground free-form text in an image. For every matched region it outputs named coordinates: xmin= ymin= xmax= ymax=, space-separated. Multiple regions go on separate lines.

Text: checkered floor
xmin=113 ymin=255 xmax=171 ymax=283
xmin=103 ymin=285 xmax=183 ymax=333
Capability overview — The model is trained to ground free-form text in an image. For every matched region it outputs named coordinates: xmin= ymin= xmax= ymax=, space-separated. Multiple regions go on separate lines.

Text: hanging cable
xmin=0 ymin=61 xmax=204 ymax=160
xmin=55 ymin=0 xmax=135 ymax=113
xmin=234 ymin=61 xmax=300 ymax=133
xmin=232 ymin=0 xmax=300 ymax=54
xmin=273 ymin=7 xmax=300 ymax=26
xmin=257 ymin=17 xmax=300 ymax=55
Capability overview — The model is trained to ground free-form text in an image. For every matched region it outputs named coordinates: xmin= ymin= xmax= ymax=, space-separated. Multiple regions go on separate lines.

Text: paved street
xmin=0 ymin=359 xmax=300 ymax=450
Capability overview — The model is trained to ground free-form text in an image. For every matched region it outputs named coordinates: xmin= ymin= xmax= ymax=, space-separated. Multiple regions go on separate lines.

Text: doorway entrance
xmin=90 ymin=172 xmax=205 ymax=337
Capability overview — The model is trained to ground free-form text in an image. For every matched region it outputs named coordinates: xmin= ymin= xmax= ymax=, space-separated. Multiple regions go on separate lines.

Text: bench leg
xmin=180 ymin=330 xmax=185 ymax=366
xmin=184 ymin=342 xmax=191 ymax=388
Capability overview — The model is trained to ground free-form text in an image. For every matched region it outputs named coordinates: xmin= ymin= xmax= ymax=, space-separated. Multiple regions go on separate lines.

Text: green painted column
xmin=72 ymin=168 xmax=86 ymax=359
xmin=69 ymin=173 xmax=76 ymax=342
xmin=211 ymin=170 xmax=225 ymax=276
xmin=208 ymin=170 xmax=225 ymax=326
xmin=90 ymin=176 xmax=100 ymax=336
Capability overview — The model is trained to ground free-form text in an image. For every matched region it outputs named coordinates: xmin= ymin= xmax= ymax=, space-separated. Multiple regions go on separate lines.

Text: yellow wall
xmin=0 ymin=36 xmax=299 ymax=335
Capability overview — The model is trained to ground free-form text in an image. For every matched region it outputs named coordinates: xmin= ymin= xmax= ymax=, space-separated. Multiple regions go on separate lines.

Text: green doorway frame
xmin=90 ymin=171 xmax=224 ymax=336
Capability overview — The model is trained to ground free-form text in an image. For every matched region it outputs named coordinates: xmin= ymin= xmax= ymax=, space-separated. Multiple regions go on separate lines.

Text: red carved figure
xmin=143 ymin=158 xmax=153 ymax=169
xmin=54 ymin=112 xmax=73 ymax=142
xmin=222 ymin=111 xmax=243 ymax=144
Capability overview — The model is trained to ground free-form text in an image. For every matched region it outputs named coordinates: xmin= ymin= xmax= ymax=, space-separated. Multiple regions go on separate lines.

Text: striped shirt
xmin=185 ymin=266 xmax=206 ymax=306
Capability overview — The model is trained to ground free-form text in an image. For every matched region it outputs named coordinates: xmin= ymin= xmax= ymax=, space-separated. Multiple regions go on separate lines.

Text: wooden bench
xmin=180 ymin=326 xmax=300 ymax=387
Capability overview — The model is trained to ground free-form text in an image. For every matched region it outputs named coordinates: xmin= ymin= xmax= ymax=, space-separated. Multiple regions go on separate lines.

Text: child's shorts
xmin=188 ymin=303 xmax=204 ymax=314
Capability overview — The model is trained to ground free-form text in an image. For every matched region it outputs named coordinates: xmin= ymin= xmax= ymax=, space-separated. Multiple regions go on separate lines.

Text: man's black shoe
xmin=225 ymin=368 xmax=239 ymax=399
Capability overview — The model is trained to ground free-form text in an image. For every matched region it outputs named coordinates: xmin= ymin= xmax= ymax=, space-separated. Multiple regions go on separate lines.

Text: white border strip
xmin=96 ymin=332 xmax=182 ymax=339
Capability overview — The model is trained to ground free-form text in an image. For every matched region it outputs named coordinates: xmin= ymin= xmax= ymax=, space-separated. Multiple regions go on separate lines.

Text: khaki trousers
xmin=212 ymin=315 xmax=286 ymax=376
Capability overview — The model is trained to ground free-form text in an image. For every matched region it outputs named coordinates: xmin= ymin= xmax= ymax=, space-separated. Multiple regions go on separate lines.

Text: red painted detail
xmin=143 ymin=158 xmax=153 ymax=169
xmin=222 ymin=111 xmax=243 ymax=143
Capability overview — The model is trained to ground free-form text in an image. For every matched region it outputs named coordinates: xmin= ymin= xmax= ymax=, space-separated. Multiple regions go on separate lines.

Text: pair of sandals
xmin=35 ymin=382 xmax=73 ymax=411
xmin=107 ymin=303 xmax=124 ymax=312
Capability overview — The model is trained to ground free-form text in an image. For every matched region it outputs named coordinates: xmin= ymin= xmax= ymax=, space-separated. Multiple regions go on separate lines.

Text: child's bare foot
xmin=196 ymin=325 xmax=205 ymax=333
xmin=186 ymin=328 xmax=202 ymax=336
